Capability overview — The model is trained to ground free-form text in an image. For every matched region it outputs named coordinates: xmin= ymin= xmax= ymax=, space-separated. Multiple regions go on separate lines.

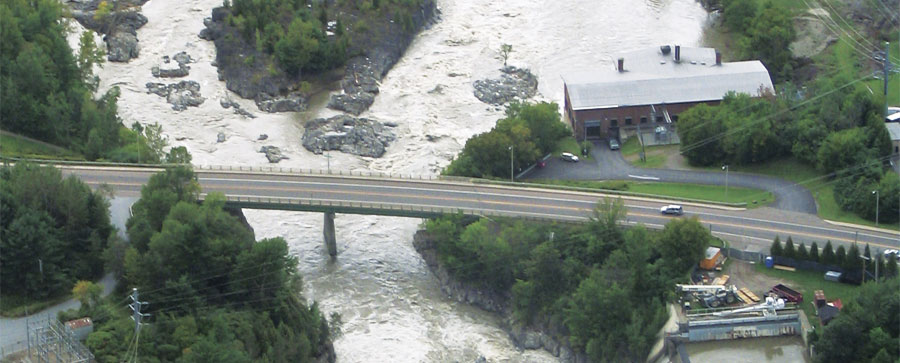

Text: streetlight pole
xmin=325 ymin=151 xmax=332 ymax=174
xmin=872 ymin=190 xmax=879 ymax=226
xmin=722 ymin=165 xmax=729 ymax=200
xmin=508 ymin=145 xmax=514 ymax=182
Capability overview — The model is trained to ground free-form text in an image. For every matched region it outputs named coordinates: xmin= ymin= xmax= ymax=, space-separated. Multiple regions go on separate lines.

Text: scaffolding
xmin=25 ymin=314 xmax=94 ymax=363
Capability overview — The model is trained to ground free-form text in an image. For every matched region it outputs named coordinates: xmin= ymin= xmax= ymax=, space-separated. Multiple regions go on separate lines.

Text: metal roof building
xmin=563 ymin=45 xmax=774 ymax=141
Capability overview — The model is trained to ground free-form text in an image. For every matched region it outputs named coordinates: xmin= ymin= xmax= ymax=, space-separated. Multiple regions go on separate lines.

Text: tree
xmin=657 ymin=218 xmax=710 ymax=274
xmin=143 ymin=123 xmax=168 ymax=161
xmin=274 ymin=18 xmax=319 ymax=75
xmin=722 ymin=0 xmax=758 ymax=33
xmin=166 ymin=146 xmax=192 ymax=164
xmin=885 ymin=254 xmax=898 ymax=278
xmin=809 ymin=241 xmax=820 ymax=263
xmin=822 ymin=241 xmax=835 ymax=266
xmin=835 ymin=245 xmax=847 ymax=269
xmin=844 ymin=243 xmax=861 ymax=272
xmin=500 ymin=44 xmax=512 ymax=66
xmin=677 ymin=104 xmax=726 ymax=166
xmin=72 ymin=280 xmax=103 ymax=310
xmin=783 ymin=236 xmax=796 ymax=260
xmin=797 ymin=243 xmax=808 ymax=261
xmin=739 ymin=1 xmax=795 ymax=82
xmin=770 ymin=236 xmax=783 ymax=257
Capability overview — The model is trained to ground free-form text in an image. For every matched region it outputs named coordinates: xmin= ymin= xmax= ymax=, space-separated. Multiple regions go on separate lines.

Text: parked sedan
xmin=560 ymin=152 xmax=580 ymax=162
xmin=609 ymin=139 xmax=620 ymax=150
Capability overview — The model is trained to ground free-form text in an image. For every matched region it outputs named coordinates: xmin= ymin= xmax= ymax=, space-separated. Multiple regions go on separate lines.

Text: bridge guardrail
xmin=212 ymin=193 xmax=586 ymax=224
xmin=6 ymin=157 xmax=746 ymax=209
xmin=472 ymin=179 xmax=748 ymax=208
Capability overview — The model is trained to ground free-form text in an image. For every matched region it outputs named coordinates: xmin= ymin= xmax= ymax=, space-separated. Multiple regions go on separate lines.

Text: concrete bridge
xmin=52 ymin=163 xmax=900 ymax=257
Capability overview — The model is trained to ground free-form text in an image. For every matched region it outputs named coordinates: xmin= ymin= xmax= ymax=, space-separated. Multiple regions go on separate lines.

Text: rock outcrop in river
xmin=200 ymin=1 xmax=437 ymax=114
xmin=68 ymin=0 xmax=150 ymax=62
xmin=301 ymin=115 xmax=396 ymax=158
xmin=473 ymin=66 xmax=538 ymax=105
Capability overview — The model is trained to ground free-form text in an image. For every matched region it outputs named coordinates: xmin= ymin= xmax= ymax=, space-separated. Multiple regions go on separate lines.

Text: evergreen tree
xmin=783 ymin=236 xmax=796 ymax=259
xmin=809 ymin=241 xmax=820 ymax=263
xmin=835 ymin=245 xmax=847 ymax=269
xmin=770 ymin=236 xmax=783 ymax=257
xmin=797 ymin=243 xmax=809 ymax=261
xmin=845 ymin=244 xmax=862 ymax=272
xmin=822 ymin=241 xmax=836 ymax=266
xmin=885 ymin=254 xmax=898 ymax=278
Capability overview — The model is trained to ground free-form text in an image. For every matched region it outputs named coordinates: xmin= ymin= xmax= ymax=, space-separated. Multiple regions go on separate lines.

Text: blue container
xmin=765 ymin=256 xmax=775 ymax=269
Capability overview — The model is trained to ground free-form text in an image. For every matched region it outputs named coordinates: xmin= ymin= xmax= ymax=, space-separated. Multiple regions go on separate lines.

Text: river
xmin=86 ymin=0 xmax=712 ymax=361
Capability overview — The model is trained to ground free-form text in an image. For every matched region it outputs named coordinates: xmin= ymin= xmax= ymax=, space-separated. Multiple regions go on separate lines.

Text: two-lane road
xmin=61 ymin=165 xmax=899 ymax=252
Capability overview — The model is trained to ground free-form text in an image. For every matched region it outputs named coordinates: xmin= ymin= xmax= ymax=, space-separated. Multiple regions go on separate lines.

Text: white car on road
xmin=660 ymin=205 xmax=684 ymax=215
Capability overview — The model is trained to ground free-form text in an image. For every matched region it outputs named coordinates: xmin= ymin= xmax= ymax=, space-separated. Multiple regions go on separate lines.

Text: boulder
xmin=301 ymin=115 xmax=395 ymax=158
xmin=327 ymin=93 xmax=375 ymax=116
xmin=145 ymin=80 xmax=205 ymax=111
xmin=255 ymin=93 xmax=308 ymax=113
xmin=257 ymin=134 xmax=268 ymax=141
xmin=472 ymin=66 xmax=538 ymax=105
xmin=217 ymin=132 xmax=226 ymax=143
xmin=106 ymin=32 xmax=140 ymax=62
xmin=152 ymin=65 xmax=190 ymax=78
xmin=259 ymin=146 xmax=287 ymax=163
xmin=173 ymin=51 xmax=193 ymax=65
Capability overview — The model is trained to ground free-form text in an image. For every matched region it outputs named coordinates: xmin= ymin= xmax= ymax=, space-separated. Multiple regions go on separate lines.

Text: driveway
xmin=523 ymin=140 xmax=817 ymax=214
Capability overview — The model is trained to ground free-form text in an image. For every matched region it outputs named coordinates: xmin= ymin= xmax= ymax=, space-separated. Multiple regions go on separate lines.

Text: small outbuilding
xmin=824 ymin=271 xmax=842 ymax=282
xmin=65 ymin=317 xmax=94 ymax=341
xmin=886 ymin=122 xmax=900 ymax=155
xmin=700 ymin=246 xmax=724 ymax=270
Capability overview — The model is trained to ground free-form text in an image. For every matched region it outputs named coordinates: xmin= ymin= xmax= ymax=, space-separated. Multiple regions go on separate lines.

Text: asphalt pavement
xmin=523 ymin=140 xmax=818 ymax=214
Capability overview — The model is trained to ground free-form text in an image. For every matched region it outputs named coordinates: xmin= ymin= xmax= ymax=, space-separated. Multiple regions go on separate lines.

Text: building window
xmin=672 ymin=115 xmax=679 ymax=122
xmin=640 ymin=117 xmax=648 ymax=124
xmin=625 ymin=117 xmax=632 ymax=125
xmin=610 ymin=119 xmax=618 ymax=127
xmin=656 ymin=116 xmax=664 ymax=123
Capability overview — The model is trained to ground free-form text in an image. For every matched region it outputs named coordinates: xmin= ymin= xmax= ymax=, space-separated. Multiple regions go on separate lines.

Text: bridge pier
xmin=324 ymin=212 xmax=337 ymax=257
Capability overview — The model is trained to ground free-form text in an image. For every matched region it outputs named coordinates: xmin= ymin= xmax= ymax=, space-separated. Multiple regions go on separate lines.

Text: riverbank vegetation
xmin=680 ymin=0 xmax=898 ymax=225
xmin=444 ymin=102 xmax=570 ymax=179
xmin=0 ymin=163 xmax=115 ymax=316
xmin=423 ymin=200 xmax=711 ymax=361
xmin=811 ymin=278 xmax=899 ymax=362
xmin=0 ymin=0 xmax=165 ymax=163
xmin=63 ymin=167 xmax=335 ymax=361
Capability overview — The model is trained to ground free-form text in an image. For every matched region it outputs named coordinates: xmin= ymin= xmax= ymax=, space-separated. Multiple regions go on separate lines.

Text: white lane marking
xmin=624 ymin=203 xmax=899 ymax=241
xmin=628 ymin=175 xmax=661 ymax=181
xmin=201 ymin=177 xmax=897 ymax=240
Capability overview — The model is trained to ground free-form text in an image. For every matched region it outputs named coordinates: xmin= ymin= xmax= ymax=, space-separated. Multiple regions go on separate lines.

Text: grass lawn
xmin=620 ymin=137 xmax=680 ymax=169
xmin=553 ymin=136 xmax=592 ymax=161
xmin=531 ymin=179 xmax=773 ymax=207
xmin=753 ymin=263 xmax=863 ymax=330
xmin=728 ymin=157 xmax=895 ymax=230
xmin=0 ymin=293 xmax=71 ymax=318
xmin=0 ymin=132 xmax=83 ymax=160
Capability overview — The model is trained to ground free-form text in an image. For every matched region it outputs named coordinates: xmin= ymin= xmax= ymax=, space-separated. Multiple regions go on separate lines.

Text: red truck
xmin=769 ymin=284 xmax=803 ymax=303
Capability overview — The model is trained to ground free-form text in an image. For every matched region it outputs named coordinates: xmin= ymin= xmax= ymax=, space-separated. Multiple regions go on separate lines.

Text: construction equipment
xmin=677 ymin=284 xmax=740 ymax=308
xmin=769 ymin=284 xmax=803 ymax=303
xmin=713 ymin=296 xmax=786 ymax=317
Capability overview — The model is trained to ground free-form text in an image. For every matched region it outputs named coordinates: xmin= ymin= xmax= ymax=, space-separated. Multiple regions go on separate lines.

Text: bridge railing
xmin=5 ymin=157 xmax=746 ymax=208
xmin=209 ymin=193 xmax=587 ymax=224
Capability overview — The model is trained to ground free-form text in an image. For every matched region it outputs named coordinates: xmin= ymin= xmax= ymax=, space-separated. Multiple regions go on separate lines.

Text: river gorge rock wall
xmin=413 ymin=231 xmax=590 ymax=363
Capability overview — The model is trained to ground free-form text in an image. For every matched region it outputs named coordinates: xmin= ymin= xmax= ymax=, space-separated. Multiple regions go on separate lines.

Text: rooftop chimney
xmin=715 ymin=51 xmax=722 ymax=65
xmin=617 ymin=58 xmax=624 ymax=72
xmin=675 ymin=45 xmax=681 ymax=63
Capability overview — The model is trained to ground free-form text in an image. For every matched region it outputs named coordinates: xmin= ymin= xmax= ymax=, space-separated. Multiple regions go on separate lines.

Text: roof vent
xmin=617 ymin=58 xmax=624 ymax=72
xmin=674 ymin=45 xmax=681 ymax=63
xmin=691 ymin=61 xmax=697 ymax=65
xmin=660 ymin=60 xmax=666 ymax=64
xmin=701 ymin=62 xmax=707 ymax=65
xmin=660 ymin=45 xmax=672 ymax=55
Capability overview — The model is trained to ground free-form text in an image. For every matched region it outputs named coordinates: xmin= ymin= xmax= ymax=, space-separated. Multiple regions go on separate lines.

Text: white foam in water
xmin=74 ymin=0 xmax=706 ymax=360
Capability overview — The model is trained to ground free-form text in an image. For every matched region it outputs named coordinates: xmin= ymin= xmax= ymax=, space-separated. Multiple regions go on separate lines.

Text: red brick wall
xmin=569 ymin=100 xmax=720 ymax=140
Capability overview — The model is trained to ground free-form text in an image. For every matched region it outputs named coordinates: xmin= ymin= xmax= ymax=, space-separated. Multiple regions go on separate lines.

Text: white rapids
xmin=75 ymin=0 xmax=707 ymax=360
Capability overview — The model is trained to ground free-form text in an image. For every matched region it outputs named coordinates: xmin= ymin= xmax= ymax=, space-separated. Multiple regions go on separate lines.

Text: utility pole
xmin=873 ymin=190 xmax=880 ymax=226
xmin=129 ymin=288 xmax=150 ymax=336
xmin=508 ymin=145 xmax=514 ymax=182
xmin=637 ymin=123 xmax=646 ymax=162
xmin=325 ymin=151 xmax=331 ymax=173
xmin=722 ymin=165 xmax=729 ymax=200
xmin=883 ymin=41 xmax=890 ymax=117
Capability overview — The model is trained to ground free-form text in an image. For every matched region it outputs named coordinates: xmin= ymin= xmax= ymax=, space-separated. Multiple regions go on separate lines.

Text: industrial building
xmin=562 ymin=45 xmax=775 ymax=141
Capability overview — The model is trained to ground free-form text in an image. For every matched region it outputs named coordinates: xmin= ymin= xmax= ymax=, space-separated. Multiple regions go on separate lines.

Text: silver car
xmin=660 ymin=205 xmax=683 ymax=215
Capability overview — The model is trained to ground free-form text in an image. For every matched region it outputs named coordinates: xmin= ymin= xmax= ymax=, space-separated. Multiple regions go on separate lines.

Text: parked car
xmin=659 ymin=205 xmax=683 ymax=215
xmin=560 ymin=152 xmax=579 ymax=162
xmin=609 ymin=139 xmax=620 ymax=150
xmin=884 ymin=249 xmax=899 ymax=260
